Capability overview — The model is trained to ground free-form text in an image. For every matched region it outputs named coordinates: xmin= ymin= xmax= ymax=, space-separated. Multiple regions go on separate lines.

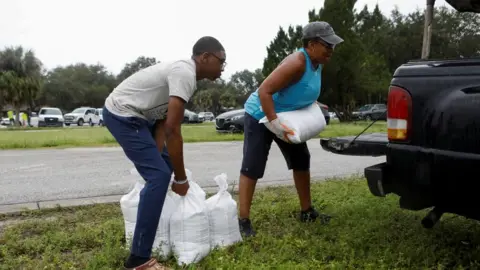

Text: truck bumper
xmin=364 ymin=162 xmax=390 ymax=197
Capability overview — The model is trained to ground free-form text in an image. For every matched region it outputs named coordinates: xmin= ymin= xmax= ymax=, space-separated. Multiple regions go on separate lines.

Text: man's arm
xmin=165 ymin=96 xmax=187 ymax=181
xmin=165 ymin=63 xmax=196 ymax=182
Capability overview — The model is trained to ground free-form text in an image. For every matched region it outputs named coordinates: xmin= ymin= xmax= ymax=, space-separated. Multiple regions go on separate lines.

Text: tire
xmin=365 ymin=115 xmax=372 ymax=121
xmin=77 ymin=119 xmax=84 ymax=126
xmin=99 ymin=120 xmax=103 ymax=126
xmin=89 ymin=119 xmax=94 ymax=126
xmin=65 ymin=123 xmax=70 ymax=126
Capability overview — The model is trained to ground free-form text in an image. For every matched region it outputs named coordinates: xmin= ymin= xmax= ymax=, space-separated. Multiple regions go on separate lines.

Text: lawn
xmin=0 ymin=121 xmax=387 ymax=149
xmin=1 ymin=177 xmax=479 ymax=269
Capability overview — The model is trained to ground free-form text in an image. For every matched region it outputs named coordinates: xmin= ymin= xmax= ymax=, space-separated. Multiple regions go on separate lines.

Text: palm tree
xmin=0 ymin=46 xmax=43 ymax=125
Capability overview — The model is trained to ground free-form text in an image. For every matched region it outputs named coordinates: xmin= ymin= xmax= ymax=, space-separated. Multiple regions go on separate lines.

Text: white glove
xmin=268 ymin=118 xmax=294 ymax=143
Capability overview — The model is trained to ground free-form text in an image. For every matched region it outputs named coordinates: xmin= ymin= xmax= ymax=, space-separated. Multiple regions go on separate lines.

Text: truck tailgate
xmin=320 ymin=133 xmax=388 ymax=156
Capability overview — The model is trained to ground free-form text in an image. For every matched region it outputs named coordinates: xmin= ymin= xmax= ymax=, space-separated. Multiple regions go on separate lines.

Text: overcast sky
xmin=1 ymin=0 xmax=453 ymax=80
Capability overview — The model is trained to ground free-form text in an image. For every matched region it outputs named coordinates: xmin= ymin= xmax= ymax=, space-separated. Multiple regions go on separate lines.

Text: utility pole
xmin=421 ymin=0 xmax=436 ymax=59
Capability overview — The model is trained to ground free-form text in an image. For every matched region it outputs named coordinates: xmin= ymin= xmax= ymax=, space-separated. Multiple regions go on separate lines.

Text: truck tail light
xmin=387 ymin=86 xmax=412 ymax=141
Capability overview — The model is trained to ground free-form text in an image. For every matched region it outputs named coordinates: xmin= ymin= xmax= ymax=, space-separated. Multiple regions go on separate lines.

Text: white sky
xmin=1 ymin=0 xmax=453 ymax=80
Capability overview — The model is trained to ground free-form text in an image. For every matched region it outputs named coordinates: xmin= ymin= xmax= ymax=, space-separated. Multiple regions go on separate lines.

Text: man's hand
xmin=172 ymin=181 xmax=190 ymax=196
xmin=269 ymin=118 xmax=294 ymax=143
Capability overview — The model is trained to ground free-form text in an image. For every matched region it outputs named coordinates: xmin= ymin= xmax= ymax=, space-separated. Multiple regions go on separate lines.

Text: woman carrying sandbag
xmin=238 ymin=21 xmax=343 ymax=237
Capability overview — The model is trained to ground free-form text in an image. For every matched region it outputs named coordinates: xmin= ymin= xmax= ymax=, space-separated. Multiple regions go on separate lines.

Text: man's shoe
xmin=300 ymin=207 xmax=332 ymax=224
xmin=124 ymin=258 xmax=171 ymax=270
xmin=239 ymin=218 xmax=256 ymax=237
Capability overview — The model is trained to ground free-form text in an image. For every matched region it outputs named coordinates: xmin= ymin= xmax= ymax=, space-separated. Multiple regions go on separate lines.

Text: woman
xmin=238 ymin=21 xmax=344 ymax=237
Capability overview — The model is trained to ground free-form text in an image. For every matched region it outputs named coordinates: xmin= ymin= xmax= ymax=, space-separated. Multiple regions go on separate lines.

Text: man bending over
xmin=103 ymin=36 xmax=226 ymax=270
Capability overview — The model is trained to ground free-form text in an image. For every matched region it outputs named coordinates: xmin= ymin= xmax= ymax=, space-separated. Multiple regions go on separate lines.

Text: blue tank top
xmin=244 ymin=48 xmax=322 ymax=120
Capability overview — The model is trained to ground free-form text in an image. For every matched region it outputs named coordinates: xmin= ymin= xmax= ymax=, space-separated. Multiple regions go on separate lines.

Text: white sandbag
xmin=205 ymin=173 xmax=242 ymax=248
xmin=120 ymin=167 xmax=177 ymax=258
xmin=259 ymin=102 xmax=326 ymax=144
xmin=120 ymin=178 xmax=144 ymax=246
xmin=170 ymin=176 xmax=211 ymax=266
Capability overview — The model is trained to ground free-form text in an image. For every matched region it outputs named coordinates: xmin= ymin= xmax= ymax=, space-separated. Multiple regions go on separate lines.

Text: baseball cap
xmin=302 ymin=21 xmax=344 ymax=45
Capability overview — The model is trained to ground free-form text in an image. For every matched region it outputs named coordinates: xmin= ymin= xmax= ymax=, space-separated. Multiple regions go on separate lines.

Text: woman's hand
xmin=269 ymin=118 xmax=294 ymax=143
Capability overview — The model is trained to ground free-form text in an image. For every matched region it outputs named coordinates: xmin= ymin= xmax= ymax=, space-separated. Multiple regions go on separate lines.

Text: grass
xmin=1 ymin=177 xmax=480 ymax=269
xmin=0 ymin=121 xmax=387 ymax=150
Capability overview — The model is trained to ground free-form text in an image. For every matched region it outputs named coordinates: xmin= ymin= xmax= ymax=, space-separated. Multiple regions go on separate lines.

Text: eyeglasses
xmin=316 ymin=39 xmax=335 ymax=50
xmin=210 ymin=53 xmax=227 ymax=69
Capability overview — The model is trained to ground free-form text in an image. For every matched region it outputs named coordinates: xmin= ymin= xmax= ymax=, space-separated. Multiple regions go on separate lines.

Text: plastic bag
xmin=205 ymin=173 xmax=242 ymax=248
xmin=259 ymin=102 xmax=326 ymax=143
xmin=169 ymin=171 xmax=211 ymax=265
xmin=120 ymin=167 xmax=177 ymax=258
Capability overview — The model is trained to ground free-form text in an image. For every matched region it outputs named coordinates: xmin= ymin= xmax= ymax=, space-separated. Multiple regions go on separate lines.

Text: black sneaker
xmin=239 ymin=218 xmax=256 ymax=237
xmin=300 ymin=207 xmax=332 ymax=224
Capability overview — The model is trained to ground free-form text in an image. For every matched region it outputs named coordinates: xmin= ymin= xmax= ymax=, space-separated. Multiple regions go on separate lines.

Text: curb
xmin=0 ymin=177 xmax=345 ymax=215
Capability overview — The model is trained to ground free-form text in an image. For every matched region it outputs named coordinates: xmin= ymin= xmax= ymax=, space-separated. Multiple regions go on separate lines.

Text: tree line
xmin=1 ymin=0 xmax=479 ymax=124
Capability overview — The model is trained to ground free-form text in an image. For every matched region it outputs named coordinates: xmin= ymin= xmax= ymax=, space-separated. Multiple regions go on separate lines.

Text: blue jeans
xmin=103 ymin=107 xmax=172 ymax=258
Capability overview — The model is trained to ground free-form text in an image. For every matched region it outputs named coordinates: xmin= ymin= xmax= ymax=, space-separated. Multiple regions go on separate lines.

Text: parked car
xmin=351 ymin=103 xmax=387 ymax=121
xmin=183 ymin=109 xmax=200 ymax=123
xmin=198 ymin=112 xmax=214 ymax=122
xmin=37 ymin=107 xmax=64 ymax=127
xmin=64 ymin=107 xmax=99 ymax=126
xmin=318 ymin=102 xmax=330 ymax=125
xmin=215 ymin=109 xmax=245 ymax=133
xmin=320 ymin=58 xmax=480 ymax=228
xmin=0 ymin=117 xmax=10 ymax=126
xmin=93 ymin=108 xmax=104 ymax=126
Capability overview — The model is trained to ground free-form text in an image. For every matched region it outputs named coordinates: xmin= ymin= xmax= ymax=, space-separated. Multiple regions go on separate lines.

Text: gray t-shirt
xmin=105 ymin=59 xmax=197 ymax=121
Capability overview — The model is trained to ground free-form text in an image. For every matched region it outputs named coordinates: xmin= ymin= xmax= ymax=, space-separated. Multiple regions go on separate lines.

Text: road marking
xmin=0 ymin=163 xmax=47 ymax=174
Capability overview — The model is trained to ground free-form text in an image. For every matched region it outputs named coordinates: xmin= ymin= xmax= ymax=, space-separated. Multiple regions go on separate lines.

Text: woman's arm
xmin=258 ymin=52 xmax=306 ymax=122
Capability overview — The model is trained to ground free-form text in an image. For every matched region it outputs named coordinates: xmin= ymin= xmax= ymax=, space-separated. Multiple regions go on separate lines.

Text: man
xmin=238 ymin=21 xmax=344 ymax=237
xmin=7 ymin=110 xmax=14 ymax=126
xmin=103 ymin=36 xmax=226 ymax=270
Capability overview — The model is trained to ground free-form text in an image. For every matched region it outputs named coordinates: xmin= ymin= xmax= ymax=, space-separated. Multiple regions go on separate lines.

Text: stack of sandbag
xmin=120 ymin=167 xmax=177 ymax=259
xmin=259 ymin=102 xmax=326 ymax=144
xmin=169 ymin=170 xmax=211 ymax=266
xmin=205 ymin=173 xmax=243 ymax=248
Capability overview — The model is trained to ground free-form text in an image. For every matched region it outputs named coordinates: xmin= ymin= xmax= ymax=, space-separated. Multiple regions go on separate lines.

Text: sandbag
xmin=120 ymin=167 xmax=177 ymax=259
xmin=169 ymin=171 xmax=210 ymax=265
xmin=259 ymin=102 xmax=326 ymax=144
xmin=205 ymin=173 xmax=242 ymax=248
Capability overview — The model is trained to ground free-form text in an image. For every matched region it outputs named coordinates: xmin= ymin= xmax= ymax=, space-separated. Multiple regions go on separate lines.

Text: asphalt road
xmin=0 ymin=141 xmax=384 ymax=206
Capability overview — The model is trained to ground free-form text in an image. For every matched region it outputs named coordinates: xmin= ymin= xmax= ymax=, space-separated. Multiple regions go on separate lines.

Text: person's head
xmin=302 ymin=21 xmax=344 ymax=64
xmin=191 ymin=36 xmax=226 ymax=81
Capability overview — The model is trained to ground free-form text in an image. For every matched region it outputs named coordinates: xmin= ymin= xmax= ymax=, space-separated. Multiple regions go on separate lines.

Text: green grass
xmin=1 ymin=177 xmax=479 ymax=269
xmin=0 ymin=121 xmax=387 ymax=150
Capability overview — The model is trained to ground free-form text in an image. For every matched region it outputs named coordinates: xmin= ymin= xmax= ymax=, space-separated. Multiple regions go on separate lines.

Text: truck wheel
xmin=89 ymin=119 xmax=94 ymax=126
xmin=366 ymin=115 xmax=372 ymax=121
xmin=77 ymin=119 xmax=84 ymax=126
xmin=99 ymin=120 xmax=103 ymax=126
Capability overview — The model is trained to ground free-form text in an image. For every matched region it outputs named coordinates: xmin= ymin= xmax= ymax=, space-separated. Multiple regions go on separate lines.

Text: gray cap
xmin=302 ymin=21 xmax=344 ymax=45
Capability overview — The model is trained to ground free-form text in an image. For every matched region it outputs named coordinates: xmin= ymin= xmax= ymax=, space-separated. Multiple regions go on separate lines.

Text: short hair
xmin=192 ymin=36 xmax=225 ymax=56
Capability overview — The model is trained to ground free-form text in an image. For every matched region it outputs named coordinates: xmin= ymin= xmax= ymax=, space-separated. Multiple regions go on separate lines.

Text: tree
xmin=0 ymin=46 xmax=43 ymax=125
xmin=38 ymin=63 xmax=116 ymax=111
xmin=117 ymin=56 xmax=158 ymax=82
xmin=192 ymin=79 xmax=241 ymax=114
xmin=262 ymin=25 xmax=303 ymax=77
xmin=229 ymin=68 xmax=265 ymax=105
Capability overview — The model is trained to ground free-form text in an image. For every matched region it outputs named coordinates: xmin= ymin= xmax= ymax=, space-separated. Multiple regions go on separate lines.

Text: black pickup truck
xmin=320 ymin=0 xmax=480 ymax=228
